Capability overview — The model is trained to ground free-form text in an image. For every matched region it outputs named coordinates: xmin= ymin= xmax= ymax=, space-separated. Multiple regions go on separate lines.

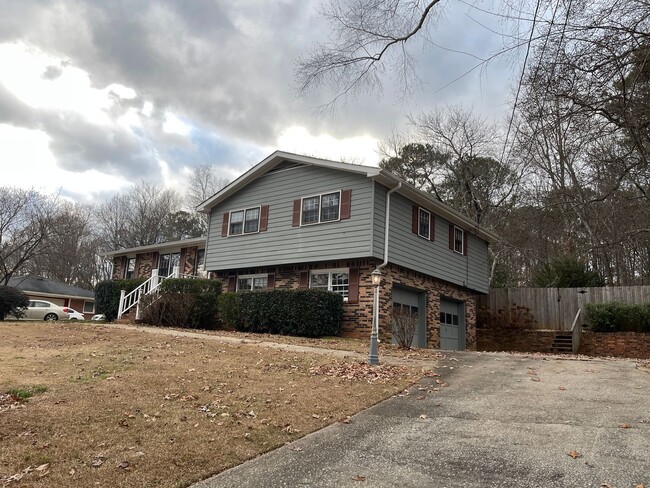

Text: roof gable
xmin=197 ymin=150 xmax=498 ymax=244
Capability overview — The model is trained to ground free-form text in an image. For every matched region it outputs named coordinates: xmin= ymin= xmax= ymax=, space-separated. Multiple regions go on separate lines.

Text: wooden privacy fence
xmin=479 ymin=286 xmax=650 ymax=331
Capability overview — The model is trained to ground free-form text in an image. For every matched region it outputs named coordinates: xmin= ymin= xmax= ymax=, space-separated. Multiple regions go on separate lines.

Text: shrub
xmin=0 ymin=286 xmax=30 ymax=321
xmin=477 ymin=303 xmax=536 ymax=330
xmin=586 ymin=302 xmax=650 ymax=333
xmin=392 ymin=307 xmax=418 ymax=349
xmin=218 ymin=289 xmax=343 ymax=337
xmin=140 ymin=278 xmax=222 ymax=329
xmin=94 ymin=278 xmax=146 ymax=322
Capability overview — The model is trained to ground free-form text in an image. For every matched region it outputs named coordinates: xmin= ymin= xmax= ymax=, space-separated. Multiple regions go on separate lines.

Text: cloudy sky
xmin=0 ymin=0 xmax=519 ymax=203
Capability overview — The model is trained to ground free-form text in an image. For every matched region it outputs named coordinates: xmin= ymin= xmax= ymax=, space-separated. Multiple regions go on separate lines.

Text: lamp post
xmin=369 ymin=268 xmax=382 ymax=365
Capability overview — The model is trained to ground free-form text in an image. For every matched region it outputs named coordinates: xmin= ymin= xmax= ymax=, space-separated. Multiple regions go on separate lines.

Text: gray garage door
xmin=392 ymin=287 xmax=426 ymax=348
xmin=440 ymin=299 xmax=465 ymax=351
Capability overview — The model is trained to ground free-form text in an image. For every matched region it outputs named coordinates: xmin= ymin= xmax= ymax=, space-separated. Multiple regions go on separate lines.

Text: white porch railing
xmin=117 ymin=266 xmax=179 ymax=320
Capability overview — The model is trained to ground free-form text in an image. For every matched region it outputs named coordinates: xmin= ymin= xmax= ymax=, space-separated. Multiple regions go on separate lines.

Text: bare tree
xmin=186 ymin=163 xmax=229 ymax=232
xmin=95 ymin=181 xmax=182 ymax=250
xmin=24 ymin=203 xmax=102 ymax=289
xmin=0 ymin=187 xmax=60 ymax=285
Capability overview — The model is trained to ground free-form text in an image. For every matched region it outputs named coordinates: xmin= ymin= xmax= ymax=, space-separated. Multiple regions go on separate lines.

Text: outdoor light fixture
xmin=369 ymin=268 xmax=382 ymax=366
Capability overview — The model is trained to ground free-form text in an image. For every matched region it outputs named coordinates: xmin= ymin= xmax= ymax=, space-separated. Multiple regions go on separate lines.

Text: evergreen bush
xmin=218 ymin=289 xmax=343 ymax=337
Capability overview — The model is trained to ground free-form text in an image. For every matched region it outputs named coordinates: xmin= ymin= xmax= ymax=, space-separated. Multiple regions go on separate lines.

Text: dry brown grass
xmin=0 ymin=322 xmax=419 ymax=488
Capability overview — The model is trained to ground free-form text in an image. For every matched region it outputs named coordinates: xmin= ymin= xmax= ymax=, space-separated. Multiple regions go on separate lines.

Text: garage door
xmin=440 ymin=299 xmax=465 ymax=351
xmin=392 ymin=287 xmax=426 ymax=348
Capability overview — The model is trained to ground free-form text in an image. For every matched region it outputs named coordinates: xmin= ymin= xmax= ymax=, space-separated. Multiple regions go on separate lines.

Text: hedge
xmin=155 ymin=278 xmax=222 ymax=328
xmin=218 ymin=289 xmax=343 ymax=337
xmin=94 ymin=278 xmax=146 ymax=321
xmin=586 ymin=302 xmax=650 ymax=333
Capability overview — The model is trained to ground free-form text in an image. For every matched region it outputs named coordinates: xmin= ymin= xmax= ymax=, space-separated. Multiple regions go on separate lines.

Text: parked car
xmin=18 ymin=300 xmax=71 ymax=321
xmin=91 ymin=314 xmax=106 ymax=321
xmin=64 ymin=308 xmax=85 ymax=321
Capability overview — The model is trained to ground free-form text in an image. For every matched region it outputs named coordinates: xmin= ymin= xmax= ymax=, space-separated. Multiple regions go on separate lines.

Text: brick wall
xmin=578 ymin=331 xmax=650 ymax=359
xmin=477 ymin=329 xmax=556 ymax=353
xmin=218 ymin=258 xmax=480 ymax=350
xmin=182 ymin=247 xmax=197 ymax=275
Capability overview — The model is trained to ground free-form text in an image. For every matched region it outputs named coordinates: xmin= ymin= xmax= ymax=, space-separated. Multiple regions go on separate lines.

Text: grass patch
xmin=0 ymin=321 xmax=423 ymax=487
xmin=7 ymin=385 xmax=48 ymax=401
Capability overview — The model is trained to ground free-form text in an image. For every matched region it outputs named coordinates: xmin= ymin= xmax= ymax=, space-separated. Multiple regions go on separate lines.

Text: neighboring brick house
xmin=7 ymin=275 xmax=95 ymax=319
xmin=194 ymin=151 xmax=498 ymax=351
xmin=105 ymin=237 xmax=207 ymax=281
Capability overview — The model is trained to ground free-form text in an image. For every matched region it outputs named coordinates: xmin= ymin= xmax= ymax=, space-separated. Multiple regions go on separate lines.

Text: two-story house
xmin=194 ymin=151 xmax=497 ymax=351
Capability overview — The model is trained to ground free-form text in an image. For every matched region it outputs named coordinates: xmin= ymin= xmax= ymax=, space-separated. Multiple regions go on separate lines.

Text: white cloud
xmin=163 ymin=112 xmax=192 ymax=136
xmin=276 ymin=126 xmax=380 ymax=166
xmin=0 ymin=124 xmax=130 ymax=201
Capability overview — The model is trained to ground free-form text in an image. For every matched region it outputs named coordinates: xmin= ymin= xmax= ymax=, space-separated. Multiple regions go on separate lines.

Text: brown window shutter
xmin=348 ymin=268 xmax=359 ymax=304
xmin=292 ymin=199 xmax=301 ymax=227
xmin=259 ymin=205 xmax=269 ymax=232
xmin=449 ymin=223 xmax=454 ymax=250
xmin=430 ymin=215 xmax=435 ymax=241
xmin=299 ymin=271 xmax=309 ymax=288
xmin=340 ymin=189 xmax=352 ymax=219
xmin=227 ymin=275 xmax=236 ymax=292
xmin=221 ymin=213 xmax=229 ymax=237
xmin=463 ymin=231 xmax=468 ymax=256
xmin=267 ymin=273 xmax=275 ymax=289
xmin=412 ymin=205 xmax=419 ymax=234
xmin=133 ymin=255 xmax=141 ymax=278
xmin=152 ymin=252 xmax=159 ymax=269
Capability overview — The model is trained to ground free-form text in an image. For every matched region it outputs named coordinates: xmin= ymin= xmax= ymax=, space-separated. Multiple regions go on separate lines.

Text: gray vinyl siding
xmin=205 ymin=165 xmax=374 ymax=270
xmin=372 ymin=182 xmax=490 ymax=294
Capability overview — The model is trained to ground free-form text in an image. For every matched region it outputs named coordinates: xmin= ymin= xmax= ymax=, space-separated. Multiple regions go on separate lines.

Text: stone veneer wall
xmin=578 ymin=331 xmax=650 ymax=359
xmin=112 ymin=257 xmax=125 ymax=279
xmin=217 ymin=258 xmax=480 ymax=350
xmin=136 ymin=252 xmax=157 ymax=278
xmin=182 ymin=247 xmax=197 ymax=275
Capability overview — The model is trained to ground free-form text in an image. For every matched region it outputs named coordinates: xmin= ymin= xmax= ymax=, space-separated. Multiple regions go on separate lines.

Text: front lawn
xmin=0 ymin=322 xmax=418 ymax=487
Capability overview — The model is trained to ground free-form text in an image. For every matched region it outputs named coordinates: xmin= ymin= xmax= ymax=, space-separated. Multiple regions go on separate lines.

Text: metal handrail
xmin=570 ymin=308 xmax=582 ymax=354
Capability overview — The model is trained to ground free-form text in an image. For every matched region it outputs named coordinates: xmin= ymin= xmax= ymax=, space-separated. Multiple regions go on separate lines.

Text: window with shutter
xmin=297 ymin=190 xmax=347 ymax=226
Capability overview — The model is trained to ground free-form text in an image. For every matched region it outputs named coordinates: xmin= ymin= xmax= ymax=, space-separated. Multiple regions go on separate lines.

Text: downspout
xmin=378 ymin=182 xmax=402 ymax=270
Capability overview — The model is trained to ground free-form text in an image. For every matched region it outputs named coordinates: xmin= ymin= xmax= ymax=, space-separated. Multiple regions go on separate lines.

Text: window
xmin=125 ymin=257 xmax=136 ymax=279
xmin=309 ymin=268 xmax=349 ymax=299
xmin=195 ymin=249 xmax=205 ymax=272
xmin=301 ymin=191 xmax=340 ymax=225
xmin=83 ymin=301 xmax=95 ymax=313
xmin=237 ymin=274 xmax=268 ymax=291
xmin=453 ymin=226 xmax=464 ymax=254
xmin=418 ymin=208 xmax=431 ymax=239
xmin=229 ymin=207 xmax=260 ymax=236
xmin=158 ymin=252 xmax=180 ymax=277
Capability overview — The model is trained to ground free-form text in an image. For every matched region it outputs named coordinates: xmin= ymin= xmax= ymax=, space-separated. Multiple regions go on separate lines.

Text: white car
xmin=64 ymin=308 xmax=85 ymax=321
xmin=9 ymin=300 xmax=71 ymax=321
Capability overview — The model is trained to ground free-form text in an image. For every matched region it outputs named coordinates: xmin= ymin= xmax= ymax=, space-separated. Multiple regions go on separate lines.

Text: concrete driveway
xmin=194 ymin=352 xmax=649 ymax=488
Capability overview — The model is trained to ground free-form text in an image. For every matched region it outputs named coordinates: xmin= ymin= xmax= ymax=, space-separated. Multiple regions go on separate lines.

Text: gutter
xmin=378 ymin=182 xmax=402 ymax=270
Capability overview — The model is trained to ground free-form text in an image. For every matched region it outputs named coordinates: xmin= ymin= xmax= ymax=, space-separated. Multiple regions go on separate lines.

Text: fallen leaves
xmin=567 ymin=450 xmax=582 ymax=459
xmin=309 ymin=361 xmax=409 ymax=383
xmin=618 ymin=422 xmax=632 ymax=429
xmin=351 ymin=475 xmax=366 ymax=481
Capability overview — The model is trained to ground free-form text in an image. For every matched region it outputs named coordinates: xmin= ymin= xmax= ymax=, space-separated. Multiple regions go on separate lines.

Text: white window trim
xmin=300 ymin=190 xmax=342 ymax=226
xmin=227 ymin=206 xmax=261 ymax=237
xmin=83 ymin=301 xmax=95 ymax=314
xmin=309 ymin=267 xmax=349 ymax=302
xmin=418 ymin=207 xmax=431 ymax=240
xmin=236 ymin=273 xmax=268 ymax=291
xmin=453 ymin=226 xmax=465 ymax=255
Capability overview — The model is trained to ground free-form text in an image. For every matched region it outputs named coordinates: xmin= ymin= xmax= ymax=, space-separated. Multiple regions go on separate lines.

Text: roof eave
xmin=375 ymin=171 xmax=500 ymax=244
xmin=102 ymin=236 xmax=207 ymax=257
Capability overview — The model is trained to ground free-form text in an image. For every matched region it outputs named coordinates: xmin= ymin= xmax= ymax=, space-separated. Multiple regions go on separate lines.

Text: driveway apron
xmin=194 ymin=352 xmax=649 ymax=488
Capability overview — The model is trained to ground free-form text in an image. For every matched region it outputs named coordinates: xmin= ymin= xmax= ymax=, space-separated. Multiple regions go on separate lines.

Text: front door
xmin=440 ymin=299 xmax=465 ymax=351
